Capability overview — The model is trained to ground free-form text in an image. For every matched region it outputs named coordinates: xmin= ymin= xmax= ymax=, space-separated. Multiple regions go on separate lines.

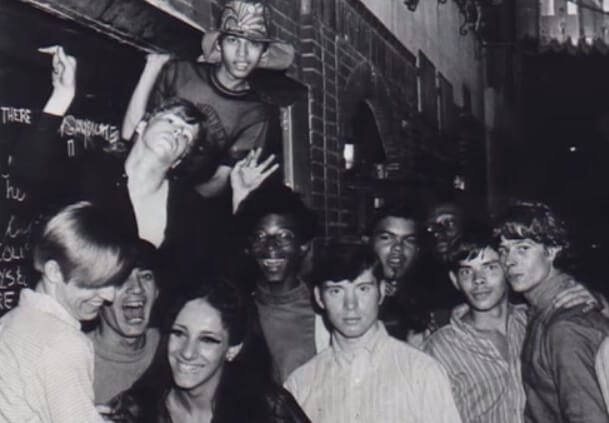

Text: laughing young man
xmin=285 ymin=243 xmax=462 ymax=423
xmin=87 ymin=240 xmax=160 ymax=405
xmin=495 ymin=201 xmax=609 ymax=423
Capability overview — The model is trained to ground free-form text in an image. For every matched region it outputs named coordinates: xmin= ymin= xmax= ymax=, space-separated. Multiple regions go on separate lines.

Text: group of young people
xmin=2 ymin=1 xmax=609 ymax=422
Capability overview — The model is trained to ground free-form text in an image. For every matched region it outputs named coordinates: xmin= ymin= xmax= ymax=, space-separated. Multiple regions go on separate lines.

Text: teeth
xmin=178 ymin=363 xmax=202 ymax=372
xmin=263 ymin=259 xmax=284 ymax=266
xmin=124 ymin=301 xmax=144 ymax=308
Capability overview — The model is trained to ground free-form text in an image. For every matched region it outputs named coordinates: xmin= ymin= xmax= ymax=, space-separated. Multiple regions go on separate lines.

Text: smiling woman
xmin=103 ymin=280 xmax=310 ymax=423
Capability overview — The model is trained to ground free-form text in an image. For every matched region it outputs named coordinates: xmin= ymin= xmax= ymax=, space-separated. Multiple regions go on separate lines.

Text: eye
xmin=358 ymin=284 xmax=373 ymax=293
xmin=517 ymin=245 xmax=530 ymax=253
xmin=402 ymin=236 xmax=417 ymax=246
xmin=251 ymin=231 xmax=267 ymax=243
xmin=487 ymin=262 xmax=501 ymax=272
xmin=326 ymin=287 xmax=342 ymax=296
xmin=458 ymin=268 xmax=473 ymax=278
xmin=170 ymin=328 xmax=186 ymax=338
xmin=224 ymin=35 xmax=239 ymax=44
xmin=199 ymin=335 xmax=221 ymax=344
xmin=139 ymin=270 xmax=154 ymax=282
xmin=375 ymin=233 xmax=392 ymax=242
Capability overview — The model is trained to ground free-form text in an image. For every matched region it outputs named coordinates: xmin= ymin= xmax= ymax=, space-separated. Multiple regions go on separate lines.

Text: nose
xmin=390 ymin=240 xmax=403 ymax=253
xmin=236 ymin=38 xmax=247 ymax=57
xmin=343 ymin=289 xmax=358 ymax=310
xmin=129 ymin=274 xmax=145 ymax=294
xmin=98 ymin=285 xmax=116 ymax=303
xmin=473 ymin=271 xmax=487 ymax=285
xmin=503 ymin=249 xmax=516 ymax=268
xmin=180 ymin=338 xmax=197 ymax=361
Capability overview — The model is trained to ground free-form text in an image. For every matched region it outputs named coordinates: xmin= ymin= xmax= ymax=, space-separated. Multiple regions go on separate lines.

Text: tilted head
xmin=34 ymin=201 xmax=137 ymax=321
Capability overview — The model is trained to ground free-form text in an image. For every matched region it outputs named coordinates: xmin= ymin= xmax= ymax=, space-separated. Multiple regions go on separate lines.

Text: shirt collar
xmin=527 ymin=272 xmax=573 ymax=313
xmin=331 ymin=321 xmax=388 ymax=367
xmin=21 ymin=287 xmax=81 ymax=330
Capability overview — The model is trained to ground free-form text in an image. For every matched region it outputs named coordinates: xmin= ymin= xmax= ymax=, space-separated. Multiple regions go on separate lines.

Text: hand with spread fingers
xmin=38 ymin=45 xmax=77 ymax=116
xmin=231 ymin=148 xmax=279 ymax=213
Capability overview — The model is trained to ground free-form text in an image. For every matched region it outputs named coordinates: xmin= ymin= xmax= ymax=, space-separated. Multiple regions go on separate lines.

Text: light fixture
xmin=343 ymin=143 xmax=355 ymax=170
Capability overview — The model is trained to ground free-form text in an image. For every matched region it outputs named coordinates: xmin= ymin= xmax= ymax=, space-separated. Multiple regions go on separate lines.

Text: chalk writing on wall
xmin=0 ymin=172 xmax=34 ymax=313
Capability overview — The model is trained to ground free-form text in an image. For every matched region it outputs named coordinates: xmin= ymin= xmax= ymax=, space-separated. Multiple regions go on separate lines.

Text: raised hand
xmin=38 ymin=46 xmax=77 ymax=115
xmin=231 ymin=148 xmax=279 ymax=213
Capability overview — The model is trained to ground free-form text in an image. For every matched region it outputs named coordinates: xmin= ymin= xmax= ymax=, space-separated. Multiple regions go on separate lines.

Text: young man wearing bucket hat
xmin=122 ymin=0 xmax=295 ymax=197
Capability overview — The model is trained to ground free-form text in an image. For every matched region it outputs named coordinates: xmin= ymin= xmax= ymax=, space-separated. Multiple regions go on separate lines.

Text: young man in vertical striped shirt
xmin=423 ymin=229 xmax=527 ymax=423
xmin=285 ymin=242 xmax=462 ymax=423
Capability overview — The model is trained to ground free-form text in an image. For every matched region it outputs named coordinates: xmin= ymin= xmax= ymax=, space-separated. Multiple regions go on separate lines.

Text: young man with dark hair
xmin=366 ymin=203 xmax=431 ymax=342
xmin=285 ymin=242 xmax=462 ymax=423
xmin=87 ymin=240 xmax=161 ymax=406
xmin=495 ymin=201 xmax=609 ymax=422
xmin=0 ymin=201 xmax=136 ymax=422
xmin=122 ymin=0 xmax=295 ymax=197
xmin=236 ymin=183 xmax=329 ymax=382
xmin=424 ymin=229 xmax=528 ymax=422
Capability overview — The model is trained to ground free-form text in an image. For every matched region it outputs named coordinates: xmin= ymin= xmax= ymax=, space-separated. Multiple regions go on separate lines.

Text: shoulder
xmin=543 ymin=307 xmax=609 ymax=353
xmin=386 ymin=336 xmax=448 ymax=374
xmin=285 ymin=349 xmax=331 ymax=391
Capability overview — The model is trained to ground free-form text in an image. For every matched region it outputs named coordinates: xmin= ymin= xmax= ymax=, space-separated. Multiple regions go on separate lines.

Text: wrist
xmin=43 ymin=89 xmax=75 ymax=116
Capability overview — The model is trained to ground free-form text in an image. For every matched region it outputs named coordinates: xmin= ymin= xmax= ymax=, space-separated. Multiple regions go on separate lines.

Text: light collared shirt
xmin=423 ymin=303 xmax=527 ymax=423
xmin=0 ymin=288 xmax=104 ymax=423
xmin=285 ymin=322 xmax=462 ymax=423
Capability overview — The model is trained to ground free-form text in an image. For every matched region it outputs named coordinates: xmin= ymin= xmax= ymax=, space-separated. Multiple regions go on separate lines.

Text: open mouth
xmin=122 ymin=299 xmax=146 ymax=324
xmin=261 ymin=258 xmax=286 ymax=271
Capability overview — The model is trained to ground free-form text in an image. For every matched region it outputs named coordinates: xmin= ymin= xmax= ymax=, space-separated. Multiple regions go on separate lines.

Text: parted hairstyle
xmin=33 ymin=201 xmax=137 ymax=288
xmin=313 ymin=241 xmax=382 ymax=288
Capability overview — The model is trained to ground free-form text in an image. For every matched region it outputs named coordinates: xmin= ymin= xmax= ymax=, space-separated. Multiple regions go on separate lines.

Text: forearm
xmin=121 ymin=55 xmax=169 ymax=140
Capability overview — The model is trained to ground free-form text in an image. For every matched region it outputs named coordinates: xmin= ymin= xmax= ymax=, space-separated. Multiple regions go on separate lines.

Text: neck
xmin=524 ymin=267 xmax=564 ymax=310
xmin=125 ymin=141 xmax=169 ymax=195
xmin=170 ymin=371 xmax=221 ymax=416
xmin=464 ymin=297 xmax=509 ymax=334
xmin=37 ymin=279 xmax=79 ymax=321
xmin=257 ymin=274 xmax=301 ymax=296
xmin=96 ymin=322 xmax=146 ymax=353
xmin=214 ymin=66 xmax=250 ymax=92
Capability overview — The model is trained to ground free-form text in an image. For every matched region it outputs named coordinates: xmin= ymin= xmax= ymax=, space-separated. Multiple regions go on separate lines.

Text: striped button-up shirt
xmin=0 ymin=288 xmax=104 ymax=423
xmin=285 ymin=322 xmax=462 ymax=423
xmin=423 ymin=303 xmax=527 ymax=423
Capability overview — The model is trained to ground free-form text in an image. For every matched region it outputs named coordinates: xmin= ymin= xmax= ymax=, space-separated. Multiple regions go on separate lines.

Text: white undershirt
xmin=127 ymin=179 xmax=169 ymax=247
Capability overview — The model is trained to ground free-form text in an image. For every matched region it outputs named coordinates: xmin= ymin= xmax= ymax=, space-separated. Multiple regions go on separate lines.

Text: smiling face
xmin=315 ymin=267 xmax=384 ymax=341
xmin=451 ymin=247 xmax=508 ymax=312
xmin=249 ymin=214 xmax=305 ymax=285
xmin=498 ymin=237 xmax=558 ymax=294
xmin=372 ymin=217 xmax=418 ymax=280
xmin=168 ymin=298 xmax=232 ymax=393
xmin=138 ymin=112 xmax=199 ymax=168
xmin=217 ymin=35 xmax=265 ymax=87
xmin=100 ymin=267 xmax=158 ymax=338
xmin=54 ymin=277 xmax=116 ymax=321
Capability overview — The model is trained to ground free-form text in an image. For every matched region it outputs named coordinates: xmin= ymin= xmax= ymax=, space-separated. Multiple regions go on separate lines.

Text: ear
xmin=313 ymin=286 xmax=325 ymax=310
xmin=361 ymin=235 xmax=370 ymax=244
xmin=546 ymin=246 xmax=562 ymax=262
xmin=378 ymin=280 xmax=387 ymax=305
xmin=299 ymin=241 xmax=310 ymax=255
xmin=226 ymin=343 xmax=243 ymax=362
xmin=449 ymin=271 xmax=461 ymax=291
xmin=43 ymin=260 xmax=64 ymax=285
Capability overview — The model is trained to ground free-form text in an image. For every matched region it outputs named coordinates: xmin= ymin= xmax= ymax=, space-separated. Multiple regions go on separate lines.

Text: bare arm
xmin=121 ymin=53 xmax=171 ymax=140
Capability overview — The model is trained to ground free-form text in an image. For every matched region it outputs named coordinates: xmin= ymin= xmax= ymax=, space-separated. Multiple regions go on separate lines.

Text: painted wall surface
xmin=359 ymin=0 xmax=483 ymax=118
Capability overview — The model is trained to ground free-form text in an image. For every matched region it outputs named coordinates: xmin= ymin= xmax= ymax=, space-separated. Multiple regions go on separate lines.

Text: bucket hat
xmin=199 ymin=1 xmax=295 ymax=70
